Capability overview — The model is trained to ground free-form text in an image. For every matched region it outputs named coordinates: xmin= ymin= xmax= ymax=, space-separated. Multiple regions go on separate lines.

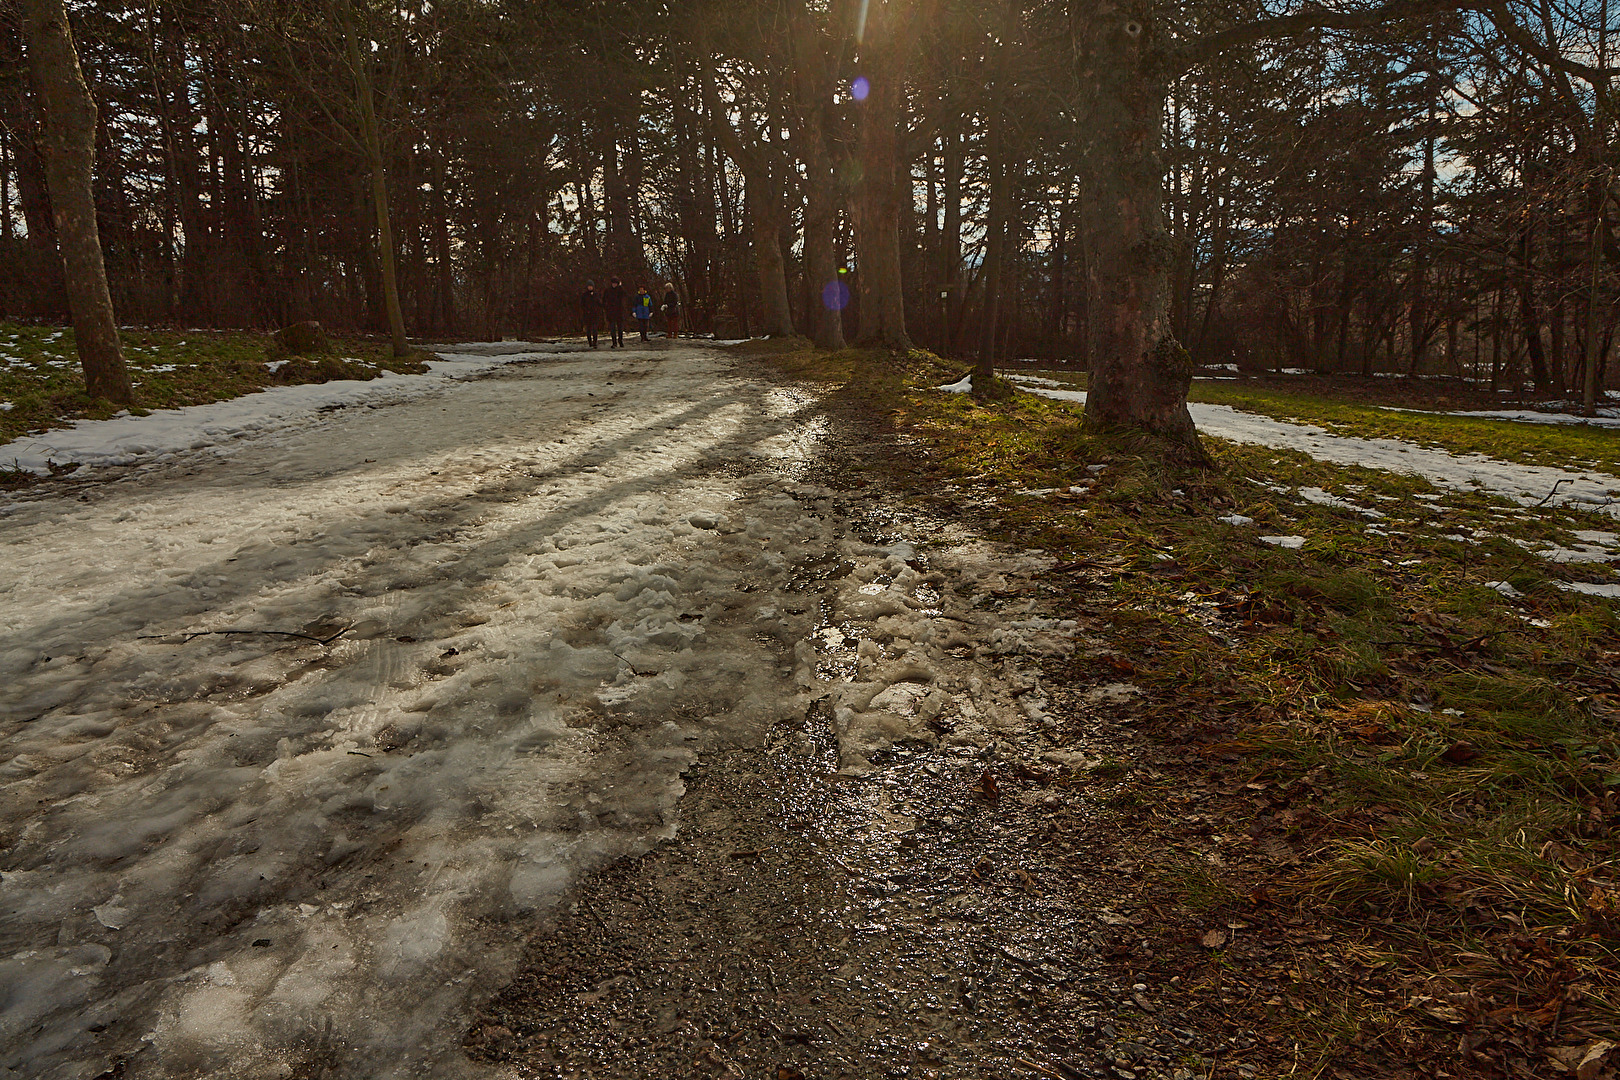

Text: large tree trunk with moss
xmin=1076 ymin=9 xmax=1200 ymax=454
xmin=21 ymin=0 xmax=132 ymax=404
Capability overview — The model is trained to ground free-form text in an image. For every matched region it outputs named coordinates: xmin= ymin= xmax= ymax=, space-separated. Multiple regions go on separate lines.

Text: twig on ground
xmin=613 ymin=652 xmax=659 ymax=677
xmin=1534 ymin=478 xmax=1575 ymax=507
xmin=139 ymin=626 xmax=350 ymax=646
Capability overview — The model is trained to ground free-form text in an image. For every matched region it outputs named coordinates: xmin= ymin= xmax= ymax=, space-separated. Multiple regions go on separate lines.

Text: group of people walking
xmin=579 ymin=278 xmax=682 ymax=348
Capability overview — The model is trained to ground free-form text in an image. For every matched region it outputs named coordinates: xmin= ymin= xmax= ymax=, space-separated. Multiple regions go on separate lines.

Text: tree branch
xmin=1170 ymin=0 xmax=1620 ymax=83
xmin=1170 ymin=0 xmax=1483 ymax=72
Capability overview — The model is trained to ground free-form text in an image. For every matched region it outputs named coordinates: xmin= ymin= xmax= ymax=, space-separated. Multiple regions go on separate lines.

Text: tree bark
xmin=1515 ymin=221 xmax=1555 ymax=393
xmin=975 ymin=66 xmax=1009 ymax=386
xmin=21 ymin=0 xmax=132 ymax=404
xmin=853 ymin=1 xmax=911 ymax=349
xmin=1075 ymin=9 xmax=1201 ymax=454
xmin=1407 ymin=61 xmax=1437 ymax=376
xmin=802 ymin=113 xmax=846 ymax=350
xmin=788 ymin=0 xmax=847 ymax=351
xmin=748 ymin=167 xmax=796 ymax=338
xmin=941 ymin=126 xmax=964 ymax=355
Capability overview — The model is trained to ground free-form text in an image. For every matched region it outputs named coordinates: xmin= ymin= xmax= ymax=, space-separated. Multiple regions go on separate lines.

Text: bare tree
xmin=20 ymin=0 xmax=131 ymax=403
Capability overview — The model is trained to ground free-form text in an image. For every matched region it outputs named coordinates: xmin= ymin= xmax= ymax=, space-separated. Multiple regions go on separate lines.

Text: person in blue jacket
xmin=632 ymin=285 xmax=655 ymax=342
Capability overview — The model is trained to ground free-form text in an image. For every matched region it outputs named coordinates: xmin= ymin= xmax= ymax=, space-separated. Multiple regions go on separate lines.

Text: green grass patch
xmin=0 ymin=322 xmax=432 ymax=446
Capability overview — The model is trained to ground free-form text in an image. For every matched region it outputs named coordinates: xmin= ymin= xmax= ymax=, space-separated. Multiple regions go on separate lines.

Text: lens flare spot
xmin=822 ymin=281 xmax=851 ymax=312
xmin=852 ymin=77 xmax=871 ymax=102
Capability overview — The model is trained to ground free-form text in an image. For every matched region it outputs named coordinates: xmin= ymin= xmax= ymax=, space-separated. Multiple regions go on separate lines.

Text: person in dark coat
xmin=632 ymin=286 xmax=655 ymax=341
xmin=602 ymin=276 xmax=627 ymax=348
xmin=580 ymin=281 xmax=603 ymax=348
xmin=662 ymin=283 xmax=681 ymax=340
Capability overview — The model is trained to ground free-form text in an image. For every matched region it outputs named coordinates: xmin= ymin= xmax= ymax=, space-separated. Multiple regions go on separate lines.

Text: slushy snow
xmin=0 ymin=344 xmax=1080 ymax=1079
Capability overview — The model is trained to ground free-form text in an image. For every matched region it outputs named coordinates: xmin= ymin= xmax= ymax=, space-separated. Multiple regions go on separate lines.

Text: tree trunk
xmin=1075 ymin=11 xmax=1201 ymax=454
xmin=853 ymin=3 xmax=910 ymax=349
xmin=1407 ymin=57 xmax=1437 ymax=376
xmin=748 ymin=167 xmax=796 ymax=338
xmin=941 ymin=126 xmax=964 ymax=355
xmin=431 ymin=147 xmax=457 ymax=333
xmin=974 ymin=69 xmax=1008 ymax=385
xmin=342 ymin=3 xmax=409 ymax=357
xmin=1516 ymin=223 xmax=1554 ymax=394
xmin=21 ymin=0 xmax=132 ymax=404
xmin=4 ymin=70 xmax=67 ymax=320
xmin=802 ymin=114 xmax=846 ymax=350
xmin=0 ymin=127 xmax=12 ymax=240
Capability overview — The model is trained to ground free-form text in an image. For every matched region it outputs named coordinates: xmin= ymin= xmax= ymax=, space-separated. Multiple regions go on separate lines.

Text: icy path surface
xmin=993 ymin=376 xmax=1620 ymax=517
xmin=0 ymin=346 xmax=874 ymax=1078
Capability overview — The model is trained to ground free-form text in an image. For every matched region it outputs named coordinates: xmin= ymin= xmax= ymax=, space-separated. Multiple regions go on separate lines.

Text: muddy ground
xmin=459 ymin=415 xmax=1380 ymax=1080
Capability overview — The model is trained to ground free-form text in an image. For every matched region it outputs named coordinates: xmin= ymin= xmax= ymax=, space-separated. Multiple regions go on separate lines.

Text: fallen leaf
xmin=1440 ymin=740 xmax=1481 ymax=764
xmin=1554 ymin=1040 xmax=1620 ymax=1080
xmin=978 ymin=770 xmax=1001 ymax=802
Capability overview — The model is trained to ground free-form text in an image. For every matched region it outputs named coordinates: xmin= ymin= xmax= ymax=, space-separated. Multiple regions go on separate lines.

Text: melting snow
xmin=1298 ymin=486 xmax=1386 ymax=519
xmin=988 ymin=381 xmax=1620 ymax=519
xmin=1381 ymin=405 xmax=1620 ymax=428
xmin=1560 ymin=581 xmax=1620 ymax=597
xmin=0 ymin=343 xmax=552 ymax=476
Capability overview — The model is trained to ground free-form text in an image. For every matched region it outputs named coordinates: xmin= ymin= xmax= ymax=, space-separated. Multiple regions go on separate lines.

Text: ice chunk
xmin=91 ymin=901 xmax=129 ymax=930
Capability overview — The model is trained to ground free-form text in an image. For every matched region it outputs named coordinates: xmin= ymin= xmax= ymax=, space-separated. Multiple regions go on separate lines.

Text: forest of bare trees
xmin=2 ymin=0 xmax=1618 ymax=415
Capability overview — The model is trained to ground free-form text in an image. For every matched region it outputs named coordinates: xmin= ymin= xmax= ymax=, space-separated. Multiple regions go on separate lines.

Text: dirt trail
xmin=0 ymin=345 xmax=1211 ymax=1080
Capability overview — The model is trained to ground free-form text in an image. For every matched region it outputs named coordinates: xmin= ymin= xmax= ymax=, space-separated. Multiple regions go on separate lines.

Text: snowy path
xmin=0 ymin=346 xmax=918 ymax=1078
